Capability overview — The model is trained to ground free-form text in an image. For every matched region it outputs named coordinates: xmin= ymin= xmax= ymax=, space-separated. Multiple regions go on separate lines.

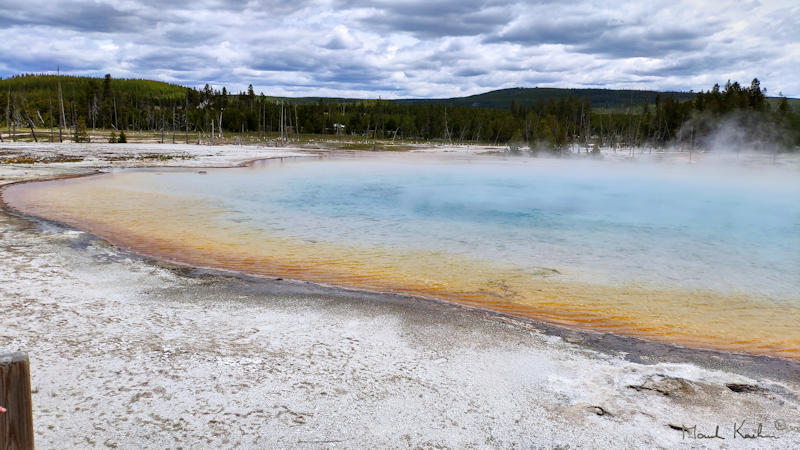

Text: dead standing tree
xmin=19 ymin=94 xmax=38 ymax=142
xmin=7 ymin=91 xmax=16 ymax=141
xmin=185 ymin=94 xmax=190 ymax=144
xmin=57 ymin=68 xmax=67 ymax=143
xmin=443 ymin=107 xmax=452 ymax=144
xmin=1 ymin=90 xmax=7 ymax=143
xmin=294 ymin=104 xmax=300 ymax=141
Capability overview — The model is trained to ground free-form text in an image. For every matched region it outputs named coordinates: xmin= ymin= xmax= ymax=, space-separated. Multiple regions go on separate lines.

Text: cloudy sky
xmin=1 ymin=0 xmax=798 ymax=98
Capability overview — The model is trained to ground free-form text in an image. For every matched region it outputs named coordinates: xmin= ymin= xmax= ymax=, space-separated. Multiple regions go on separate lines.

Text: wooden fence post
xmin=0 ymin=353 xmax=34 ymax=450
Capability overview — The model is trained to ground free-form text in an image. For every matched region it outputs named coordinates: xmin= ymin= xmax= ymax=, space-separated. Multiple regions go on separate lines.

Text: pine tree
xmin=117 ymin=129 xmax=127 ymax=143
xmin=75 ymin=116 xmax=89 ymax=142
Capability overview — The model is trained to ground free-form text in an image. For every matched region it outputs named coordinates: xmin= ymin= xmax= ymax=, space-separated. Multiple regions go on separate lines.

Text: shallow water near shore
xmin=5 ymin=152 xmax=800 ymax=358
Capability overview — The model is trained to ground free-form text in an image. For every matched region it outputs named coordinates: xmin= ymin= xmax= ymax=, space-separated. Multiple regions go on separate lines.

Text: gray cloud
xmin=572 ymin=26 xmax=710 ymax=58
xmin=454 ymin=67 xmax=488 ymax=77
xmin=0 ymin=1 xmax=149 ymax=33
xmin=487 ymin=17 xmax=610 ymax=46
xmin=251 ymin=51 xmax=321 ymax=73
xmin=0 ymin=0 xmax=797 ymax=98
xmin=354 ymin=0 xmax=513 ymax=38
xmin=162 ymin=28 xmax=223 ymax=48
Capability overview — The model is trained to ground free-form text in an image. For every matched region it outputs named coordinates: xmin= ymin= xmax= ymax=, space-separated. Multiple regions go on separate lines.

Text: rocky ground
xmin=1 ymin=142 xmax=799 ymax=449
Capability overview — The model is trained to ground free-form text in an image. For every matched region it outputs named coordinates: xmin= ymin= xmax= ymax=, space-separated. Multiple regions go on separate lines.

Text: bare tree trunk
xmin=443 ymin=107 xmax=451 ymax=143
xmin=258 ymin=101 xmax=262 ymax=141
xmin=0 ymin=91 xmax=5 ymax=143
xmin=57 ymin=68 xmax=66 ymax=142
xmin=493 ymin=122 xmax=503 ymax=146
xmin=627 ymin=97 xmax=633 ymax=156
xmin=579 ymin=103 xmax=584 ymax=153
xmin=287 ymin=105 xmax=293 ymax=141
xmin=185 ymin=95 xmax=189 ymax=144
xmin=26 ymin=116 xmax=37 ymax=142
xmin=634 ymin=113 xmax=642 ymax=152
xmin=294 ymin=104 xmax=299 ymax=140
xmin=71 ymin=102 xmax=77 ymax=142
xmin=49 ymin=96 xmax=54 ymax=142
xmin=20 ymin=94 xmax=38 ymax=142
xmin=11 ymin=94 xmax=16 ymax=142
xmin=91 ymin=95 xmax=97 ymax=129
xmin=599 ymin=113 xmax=603 ymax=148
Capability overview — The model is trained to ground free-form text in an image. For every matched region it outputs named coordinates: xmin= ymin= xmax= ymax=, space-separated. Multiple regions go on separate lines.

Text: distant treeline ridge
xmin=0 ymin=74 xmax=797 ymax=150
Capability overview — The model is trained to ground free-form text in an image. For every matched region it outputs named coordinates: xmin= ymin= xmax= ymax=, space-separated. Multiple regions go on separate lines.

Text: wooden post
xmin=0 ymin=353 xmax=34 ymax=450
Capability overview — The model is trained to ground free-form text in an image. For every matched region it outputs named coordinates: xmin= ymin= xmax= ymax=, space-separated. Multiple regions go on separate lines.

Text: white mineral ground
xmin=1 ymin=142 xmax=799 ymax=449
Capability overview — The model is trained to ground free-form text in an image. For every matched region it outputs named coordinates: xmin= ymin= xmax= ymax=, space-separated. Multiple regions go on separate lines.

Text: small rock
xmin=587 ymin=405 xmax=612 ymax=417
xmin=725 ymin=383 xmax=765 ymax=394
xmin=627 ymin=374 xmax=695 ymax=397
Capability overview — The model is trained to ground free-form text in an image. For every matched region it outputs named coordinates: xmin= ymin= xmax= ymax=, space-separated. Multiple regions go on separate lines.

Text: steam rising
xmin=678 ymin=109 xmax=795 ymax=155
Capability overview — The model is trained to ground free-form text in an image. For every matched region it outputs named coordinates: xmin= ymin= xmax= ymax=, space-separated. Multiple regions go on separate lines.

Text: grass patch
xmin=0 ymin=156 xmax=85 ymax=164
xmin=0 ymin=157 xmax=39 ymax=164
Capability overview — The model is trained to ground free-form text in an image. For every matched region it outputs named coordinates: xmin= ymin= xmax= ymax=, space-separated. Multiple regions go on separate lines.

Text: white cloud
xmin=0 ymin=0 xmax=798 ymax=97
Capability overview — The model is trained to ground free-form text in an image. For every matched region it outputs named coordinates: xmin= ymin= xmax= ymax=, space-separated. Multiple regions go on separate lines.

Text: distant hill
xmin=0 ymin=74 xmax=188 ymax=102
xmin=767 ymin=97 xmax=800 ymax=112
xmin=394 ymin=87 xmax=697 ymax=110
xmin=262 ymin=87 xmax=699 ymax=110
xmin=2 ymin=74 xmax=797 ymax=112
xmin=268 ymin=88 xmax=800 ymax=113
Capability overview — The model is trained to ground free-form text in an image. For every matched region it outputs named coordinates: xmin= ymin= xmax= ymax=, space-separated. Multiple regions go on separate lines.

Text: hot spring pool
xmin=5 ymin=152 xmax=799 ymax=358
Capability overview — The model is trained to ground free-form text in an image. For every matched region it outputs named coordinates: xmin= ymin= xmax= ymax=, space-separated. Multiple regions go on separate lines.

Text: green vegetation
xmin=74 ymin=116 xmax=89 ymax=142
xmin=0 ymin=74 xmax=797 ymax=151
xmin=0 ymin=74 xmax=186 ymax=103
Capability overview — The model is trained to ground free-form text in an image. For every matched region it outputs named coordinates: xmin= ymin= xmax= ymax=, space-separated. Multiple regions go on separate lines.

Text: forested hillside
xmin=396 ymin=87 xmax=697 ymax=110
xmin=1 ymin=74 xmax=797 ymax=150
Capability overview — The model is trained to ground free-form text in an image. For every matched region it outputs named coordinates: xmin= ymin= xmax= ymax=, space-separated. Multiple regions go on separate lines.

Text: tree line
xmin=1 ymin=74 xmax=797 ymax=150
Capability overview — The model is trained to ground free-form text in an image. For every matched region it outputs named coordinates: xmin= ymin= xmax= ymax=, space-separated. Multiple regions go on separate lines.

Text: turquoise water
xmin=153 ymin=153 xmax=799 ymax=299
xmin=7 ymin=152 xmax=800 ymax=356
